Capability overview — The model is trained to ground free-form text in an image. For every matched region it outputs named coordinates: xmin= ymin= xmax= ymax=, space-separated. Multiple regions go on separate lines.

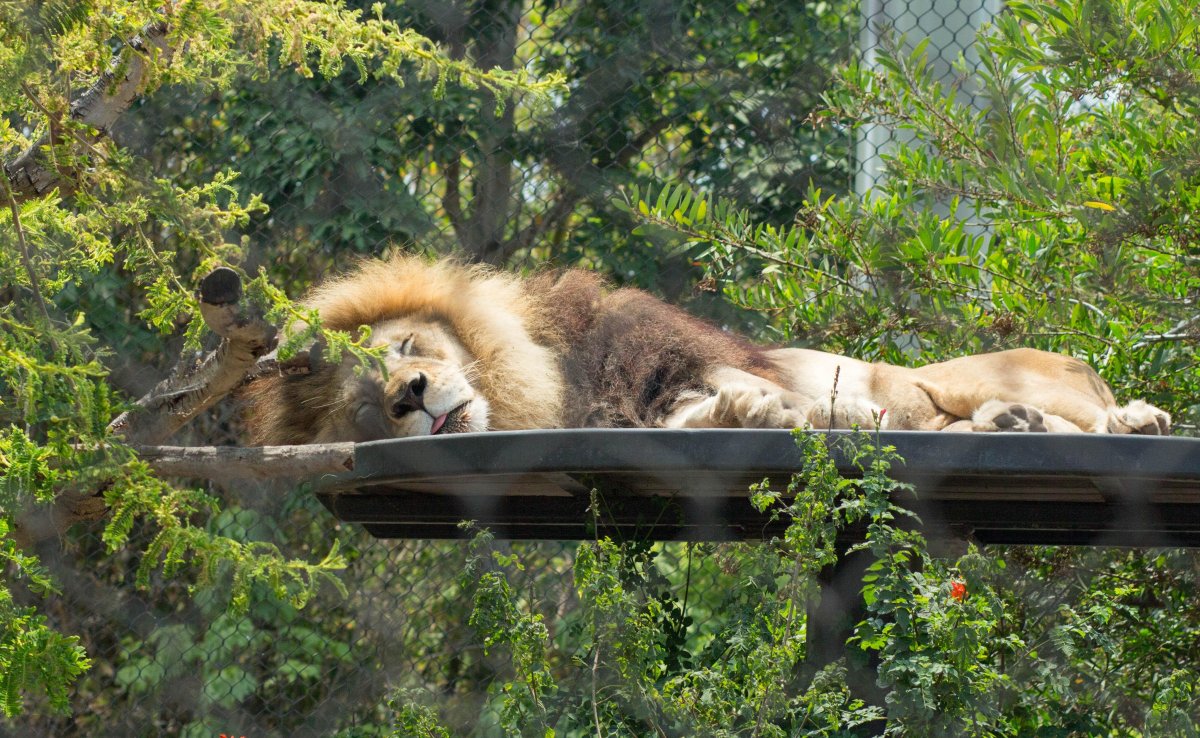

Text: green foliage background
xmin=1 ymin=0 xmax=1199 ymax=736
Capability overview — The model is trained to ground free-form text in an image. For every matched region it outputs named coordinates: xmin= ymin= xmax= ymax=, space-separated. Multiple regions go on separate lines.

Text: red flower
xmin=950 ymin=580 xmax=967 ymax=601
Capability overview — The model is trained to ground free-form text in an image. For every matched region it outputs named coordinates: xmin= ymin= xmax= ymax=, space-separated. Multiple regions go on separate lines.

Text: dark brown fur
xmin=243 ymin=362 xmax=348 ymax=444
xmin=531 ymin=270 xmax=779 ymax=427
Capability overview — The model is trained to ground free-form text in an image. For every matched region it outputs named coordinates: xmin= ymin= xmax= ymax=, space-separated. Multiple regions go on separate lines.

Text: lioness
xmin=246 ymin=256 xmax=1170 ymax=443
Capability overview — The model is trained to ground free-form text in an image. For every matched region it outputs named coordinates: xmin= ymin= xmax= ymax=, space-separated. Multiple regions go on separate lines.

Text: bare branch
xmin=135 ymin=443 xmax=355 ymax=482
xmin=1 ymin=176 xmax=51 ymax=320
xmin=5 ymin=21 xmax=172 ymax=202
xmin=442 ymin=157 xmax=468 ymax=246
xmin=500 ymin=187 xmax=583 ymax=258
xmin=1134 ymin=315 xmax=1200 ymax=348
xmin=108 ymin=267 xmax=277 ymax=445
xmin=11 ymin=489 xmax=113 ymax=551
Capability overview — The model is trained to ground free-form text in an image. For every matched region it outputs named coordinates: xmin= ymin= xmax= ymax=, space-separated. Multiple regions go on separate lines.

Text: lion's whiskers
xmin=303 ymin=394 xmax=352 ymax=413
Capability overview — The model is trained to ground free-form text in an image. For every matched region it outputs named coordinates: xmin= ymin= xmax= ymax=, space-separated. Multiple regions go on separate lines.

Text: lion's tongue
xmin=430 ymin=413 xmax=449 ymax=435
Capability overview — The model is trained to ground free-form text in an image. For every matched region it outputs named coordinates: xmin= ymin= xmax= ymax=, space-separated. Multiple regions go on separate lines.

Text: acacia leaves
xmin=234 ymin=0 xmax=565 ymax=113
xmin=0 ymin=590 xmax=91 ymax=718
xmin=1 ymin=0 xmax=563 ymax=719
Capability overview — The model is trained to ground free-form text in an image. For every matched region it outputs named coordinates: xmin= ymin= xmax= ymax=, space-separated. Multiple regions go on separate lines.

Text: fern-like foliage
xmin=0 ymin=591 xmax=91 ymax=718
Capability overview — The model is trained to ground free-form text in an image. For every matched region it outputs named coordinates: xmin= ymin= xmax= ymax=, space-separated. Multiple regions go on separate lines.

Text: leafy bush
xmin=0 ymin=0 xmax=559 ymax=720
xmin=389 ymin=431 xmax=1199 ymax=736
xmin=630 ymin=0 xmax=1200 ymax=429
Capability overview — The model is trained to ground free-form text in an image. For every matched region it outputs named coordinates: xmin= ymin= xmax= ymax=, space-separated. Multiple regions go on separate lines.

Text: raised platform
xmin=314 ymin=430 xmax=1200 ymax=546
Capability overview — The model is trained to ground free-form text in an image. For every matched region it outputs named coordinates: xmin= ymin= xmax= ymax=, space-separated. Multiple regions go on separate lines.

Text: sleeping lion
xmin=246 ymin=256 xmax=1170 ymax=444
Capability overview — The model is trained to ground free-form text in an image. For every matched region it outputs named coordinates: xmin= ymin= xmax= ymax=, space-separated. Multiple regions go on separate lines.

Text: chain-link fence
xmin=16 ymin=0 xmax=1197 ymax=736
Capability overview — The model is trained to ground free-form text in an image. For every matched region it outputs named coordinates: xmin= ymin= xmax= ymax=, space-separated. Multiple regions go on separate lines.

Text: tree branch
xmin=1 ymin=176 xmax=51 ymax=320
xmin=12 ymin=442 xmax=355 ymax=548
xmin=18 ymin=265 xmax=338 ymax=544
xmin=108 ymin=267 xmax=277 ymax=445
xmin=501 ymin=188 xmax=583 ymax=257
xmin=135 ymin=443 xmax=355 ymax=482
xmin=467 ymin=104 xmax=517 ymax=264
xmin=4 ymin=21 xmax=172 ymax=202
xmin=244 ymin=343 xmax=321 ymax=385
xmin=442 ymin=156 xmax=469 ymax=246
xmin=1134 ymin=315 xmax=1200 ymax=348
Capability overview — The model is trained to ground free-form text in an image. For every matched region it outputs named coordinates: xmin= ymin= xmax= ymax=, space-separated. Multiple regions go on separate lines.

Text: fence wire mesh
xmin=10 ymin=0 xmax=1198 ymax=736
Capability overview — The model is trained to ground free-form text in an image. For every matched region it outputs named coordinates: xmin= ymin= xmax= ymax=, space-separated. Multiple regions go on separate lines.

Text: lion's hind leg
xmin=1108 ymin=400 xmax=1171 ymax=435
xmin=944 ymin=398 xmax=1171 ymax=435
xmin=954 ymin=399 xmax=1084 ymax=433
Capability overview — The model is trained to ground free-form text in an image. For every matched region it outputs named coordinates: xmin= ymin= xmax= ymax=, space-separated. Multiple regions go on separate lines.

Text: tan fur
xmin=746 ymin=347 xmax=1169 ymax=434
xmin=247 ymin=257 xmax=1171 ymax=442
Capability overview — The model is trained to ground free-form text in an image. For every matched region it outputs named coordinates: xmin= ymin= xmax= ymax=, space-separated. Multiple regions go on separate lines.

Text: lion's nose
xmin=388 ymin=373 xmax=428 ymax=418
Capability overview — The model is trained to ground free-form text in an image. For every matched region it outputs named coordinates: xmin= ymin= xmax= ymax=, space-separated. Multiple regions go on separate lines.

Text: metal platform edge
xmin=312 ymin=430 xmax=1200 ymax=545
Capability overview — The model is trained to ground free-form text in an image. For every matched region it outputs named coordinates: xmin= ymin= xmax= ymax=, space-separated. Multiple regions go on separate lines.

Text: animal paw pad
xmin=973 ymin=401 xmax=1048 ymax=433
xmin=1111 ymin=400 xmax=1171 ymax=435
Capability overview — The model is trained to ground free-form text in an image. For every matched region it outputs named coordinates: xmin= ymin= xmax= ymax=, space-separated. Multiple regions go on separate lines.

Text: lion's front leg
xmin=663 ymin=384 xmax=813 ymax=429
xmin=805 ymin=396 xmax=889 ymax=430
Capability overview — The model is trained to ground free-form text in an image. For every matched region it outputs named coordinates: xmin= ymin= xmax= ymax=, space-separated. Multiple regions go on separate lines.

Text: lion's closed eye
xmin=394 ymin=336 xmax=416 ymax=356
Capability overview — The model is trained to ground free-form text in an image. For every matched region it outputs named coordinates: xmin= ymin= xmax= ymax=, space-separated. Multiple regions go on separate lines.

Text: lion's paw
xmin=1108 ymin=400 xmax=1171 ymax=435
xmin=711 ymin=385 xmax=809 ymax=429
xmin=971 ymin=400 xmax=1049 ymax=433
xmin=807 ymin=397 xmax=888 ymax=430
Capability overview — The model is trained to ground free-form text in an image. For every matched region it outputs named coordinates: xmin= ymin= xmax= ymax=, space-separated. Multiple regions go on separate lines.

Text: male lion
xmin=246 ymin=256 xmax=1170 ymax=444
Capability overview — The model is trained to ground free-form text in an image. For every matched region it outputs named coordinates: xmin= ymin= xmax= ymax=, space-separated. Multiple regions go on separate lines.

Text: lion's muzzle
xmin=388 ymin=373 xmax=429 ymax=419
xmin=382 ymin=369 xmax=487 ymax=436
